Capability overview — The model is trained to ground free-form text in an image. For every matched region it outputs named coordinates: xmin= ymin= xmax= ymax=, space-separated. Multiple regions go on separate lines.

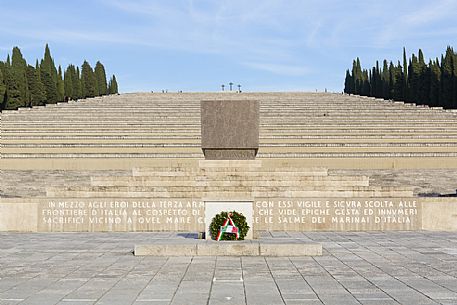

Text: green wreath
xmin=209 ymin=210 xmax=249 ymax=241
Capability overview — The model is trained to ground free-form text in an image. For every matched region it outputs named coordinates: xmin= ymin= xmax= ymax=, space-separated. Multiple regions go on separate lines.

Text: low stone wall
xmin=1 ymin=197 xmax=455 ymax=232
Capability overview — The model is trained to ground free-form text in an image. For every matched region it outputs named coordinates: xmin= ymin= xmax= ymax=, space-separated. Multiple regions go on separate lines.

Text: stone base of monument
xmin=134 ymin=240 xmax=322 ymax=256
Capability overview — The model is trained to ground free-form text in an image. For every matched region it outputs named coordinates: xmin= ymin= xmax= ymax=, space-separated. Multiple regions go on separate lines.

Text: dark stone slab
xmin=201 ymin=100 xmax=259 ymax=160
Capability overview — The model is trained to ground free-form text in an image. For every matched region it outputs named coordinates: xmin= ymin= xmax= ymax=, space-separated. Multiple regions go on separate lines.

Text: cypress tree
xmin=440 ymin=47 xmax=454 ymax=108
xmin=40 ymin=69 xmax=58 ymax=103
xmin=0 ymin=44 xmax=118 ymax=109
xmin=374 ymin=62 xmax=382 ymax=98
xmin=2 ymin=63 xmax=22 ymax=109
xmin=392 ymin=62 xmax=404 ymax=100
xmin=108 ymin=75 xmax=119 ymax=94
xmin=57 ymin=65 xmax=65 ymax=101
xmin=407 ymin=54 xmax=421 ymax=103
xmin=11 ymin=47 xmax=28 ymax=106
xmin=40 ymin=44 xmax=57 ymax=83
xmin=64 ymin=65 xmax=74 ymax=99
xmin=361 ymin=70 xmax=370 ymax=96
xmin=26 ymin=65 xmax=46 ymax=106
xmin=344 ymin=70 xmax=352 ymax=94
xmin=0 ymin=67 xmax=6 ymax=110
xmin=39 ymin=45 xmax=59 ymax=104
xmin=403 ymin=47 xmax=408 ymax=100
xmin=80 ymin=61 xmax=96 ymax=98
xmin=430 ymin=59 xmax=441 ymax=107
xmin=381 ymin=60 xmax=390 ymax=99
xmin=75 ymin=66 xmax=82 ymax=99
xmin=351 ymin=58 xmax=363 ymax=94
xmin=94 ymin=61 xmax=107 ymax=95
xmin=454 ymin=52 xmax=457 ymax=107
xmin=417 ymin=49 xmax=429 ymax=105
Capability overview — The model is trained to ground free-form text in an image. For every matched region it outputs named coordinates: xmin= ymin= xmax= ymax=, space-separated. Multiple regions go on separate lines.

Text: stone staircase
xmin=45 ymin=163 xmax=413 ymax=199
xmin=1 ymin=92 xmax=457 ymax=169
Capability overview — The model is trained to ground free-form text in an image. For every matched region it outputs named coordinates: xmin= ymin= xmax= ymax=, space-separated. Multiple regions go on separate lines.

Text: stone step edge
xmin=134 ymin=241 xmax=322 ymax=256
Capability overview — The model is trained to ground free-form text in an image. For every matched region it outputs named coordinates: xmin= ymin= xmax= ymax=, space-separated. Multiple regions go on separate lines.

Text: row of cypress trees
xmin=344 ymin=47 xmax=457 ymax=109
xmin=0 ymin=44 xmax=119 ymax=111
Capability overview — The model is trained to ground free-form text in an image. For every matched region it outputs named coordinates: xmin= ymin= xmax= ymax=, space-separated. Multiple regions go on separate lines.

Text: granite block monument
xmin=201 ymin=100 xmax=259 ymax=160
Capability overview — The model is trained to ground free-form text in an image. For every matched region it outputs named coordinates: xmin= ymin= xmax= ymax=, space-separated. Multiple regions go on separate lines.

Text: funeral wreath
xmin=210 ymin=211 xmax=249 ymax=241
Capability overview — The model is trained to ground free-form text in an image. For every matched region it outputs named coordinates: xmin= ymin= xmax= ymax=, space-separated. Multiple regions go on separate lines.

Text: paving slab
xmin=0 ymin=232 xmax=456 ymax=304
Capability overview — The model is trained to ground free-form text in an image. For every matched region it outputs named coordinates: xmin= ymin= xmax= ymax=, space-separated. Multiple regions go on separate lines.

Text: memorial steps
xmin=45 ymin=165 xmax=413 ymax=198
xmin=1 ymin=92 xmax=457 ymax=169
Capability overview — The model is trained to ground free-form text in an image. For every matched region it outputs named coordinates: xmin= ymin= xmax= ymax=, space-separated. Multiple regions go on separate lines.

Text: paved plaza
xmin=0 ymin=232 xmax=456 ymax=305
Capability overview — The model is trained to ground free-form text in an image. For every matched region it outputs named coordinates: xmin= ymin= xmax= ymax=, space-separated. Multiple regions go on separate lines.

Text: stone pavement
xmin=0 ymin=232 xmax=456 ymax=305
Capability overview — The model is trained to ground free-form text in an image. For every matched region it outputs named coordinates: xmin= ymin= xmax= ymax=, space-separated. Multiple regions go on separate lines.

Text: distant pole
xmin=237 ymin=84 xmax=241 ymax=92
xmin=229 ymin=82 xmax=233 ymax=91
xmin=221 ymin=84 xmax=225 ymax=91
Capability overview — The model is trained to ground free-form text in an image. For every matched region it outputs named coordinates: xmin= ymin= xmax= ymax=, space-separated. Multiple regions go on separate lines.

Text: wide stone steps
xmin=133 ymin=166 xmax=329 ymax=174
xmin=5 ymin=109 xmax=452 ymax=115
xmin=4 ymin=152 xmax=457 ymax=159
xmin=2 ymin=92 xmax=457 ymax=167
xmin=4 ymin=125 xmax=457 ymax=131
xmin=4 ymin=127 xmax=457 ymax=133
xmin=46 ymin=187 xmax=412 ymax=198
xmin=4 ymin=142 xmax=457 ymax=148
xmin=90 ymin=176 xmax=369 ymax=187
xmin=3 ymin=146 xmax=457 ymax=154
xmin=3 ymin=111 xmax=454 ymax=116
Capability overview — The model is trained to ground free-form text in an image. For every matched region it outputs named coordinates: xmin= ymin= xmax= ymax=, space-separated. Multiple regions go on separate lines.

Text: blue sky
xmin=1 ymin=0 xmax=456 ymax=93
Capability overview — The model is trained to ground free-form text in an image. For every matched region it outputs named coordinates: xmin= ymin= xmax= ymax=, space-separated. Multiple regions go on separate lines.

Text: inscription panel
xmin=38 ymin=199 xmax=205 ymax=232
xmin=254 ymin=198 xmax=421 ymax=231
xmin=37 ymin=197 xmax=421 ymax=232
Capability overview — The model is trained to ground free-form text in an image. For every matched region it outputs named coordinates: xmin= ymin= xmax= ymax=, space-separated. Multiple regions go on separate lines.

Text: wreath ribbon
xmin=216 ymin=213 xmax=240 ymax=241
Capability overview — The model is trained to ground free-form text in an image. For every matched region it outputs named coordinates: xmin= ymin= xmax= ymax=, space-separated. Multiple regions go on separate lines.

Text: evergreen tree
xmin=403 ymin=47 xmax=408 ymax=100
xmin=108 ymin=75 xmax=119 ymax=94
xmin=0 ymin=67 xmax=6 ymax=110
xmin=75 ymin=66 xmax=82 ymax=99
xmin=40 ymin=44 xmax=57 ymax=83
xmin=407 ymin=54 xmax=421 ymax=103
xmin=11 ymin=47 xmax=28 ymax=106
xmin=64 ymin=65 xmax=74 ymax=99
xmin=345 ymin=46 xmax=457 ymax=108
xmin=417 ymin=49 xmax=429 ymax=105
xmin=0 ymin=44 xmax=118 ymax=110
xmin=392 ymin=62 xmax=404 ymax=100
xmin=375 ymin=61 xmax=382 ymax=98
xmin=94 ymin=61 xmax=107 ymax=95
xmin=80 ymin=61 xmax=96 ymax=98
xmin=454 ymin=51 xmax=457 ymax=107
xmin=2 ymin=63 xmax=22 ymax=109
xmin=40 ymin=69 xmax=58 ymax=103
xmin=26 ymin=65 xmax=46 ymax=106
xmin=344 ymin=70 xmax=352 ymax=94
xmin=57 ymin=65 xmax=65 ymax=101
xmin=381 ymin=60 xmax=390 ymax=99
xmin=429 ymin=59 xmax=441 ymax=106
xmin=441 ymin=47 xmax=455 ymax=108
xmin=40 ymin=44 xmax=60 ymax=103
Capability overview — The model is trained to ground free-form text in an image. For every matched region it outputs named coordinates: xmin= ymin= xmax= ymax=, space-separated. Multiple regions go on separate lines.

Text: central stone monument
xmin=201 ymin=100 xmax=259 ymax=160
xmin=200 ymin=100 xmax=259 ymax=240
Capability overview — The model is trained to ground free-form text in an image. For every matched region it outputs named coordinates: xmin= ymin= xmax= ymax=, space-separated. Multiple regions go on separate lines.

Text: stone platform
xmin=0 ymin=231 xmax=456 ymax=305
xmin=134 ymin=240 xmax=322 ymax=256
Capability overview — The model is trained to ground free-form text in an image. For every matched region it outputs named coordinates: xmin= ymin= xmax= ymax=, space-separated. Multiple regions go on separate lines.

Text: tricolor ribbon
xmin=216 ymin=213 xmax=240 ymax=241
